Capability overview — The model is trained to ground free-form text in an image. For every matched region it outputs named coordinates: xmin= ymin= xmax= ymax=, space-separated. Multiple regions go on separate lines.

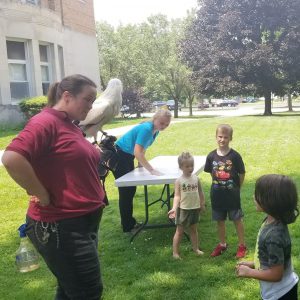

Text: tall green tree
xmin=96 ymin=15 xmax=195 ymax=117
xmin=181 ymin=0 xmax=300 ymax=115
xmin=143 ymin=15 xmax=192 ymax=117
xmin=96 ymin=22 xmax=118 ymax=89
xmin=96 ymin=22 xmax=149 ymax=90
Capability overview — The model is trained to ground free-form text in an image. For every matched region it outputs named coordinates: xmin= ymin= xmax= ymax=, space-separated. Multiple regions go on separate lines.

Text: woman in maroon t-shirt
xmin=2 ymin=74 xmax=106 ymax=299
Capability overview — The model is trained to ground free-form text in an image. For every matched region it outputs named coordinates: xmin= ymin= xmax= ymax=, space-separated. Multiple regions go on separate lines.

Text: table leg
xmin=130 ymin=184 xmax=175 ymax=242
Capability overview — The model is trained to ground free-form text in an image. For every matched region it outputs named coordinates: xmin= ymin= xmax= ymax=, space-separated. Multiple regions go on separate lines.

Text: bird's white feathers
xmin=80 ymin=78 xmax=123 ymax=141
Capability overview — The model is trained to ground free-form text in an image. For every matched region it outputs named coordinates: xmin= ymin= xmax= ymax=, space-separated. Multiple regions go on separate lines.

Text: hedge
xmin=19 ymin=96 xmax=47 ymax=119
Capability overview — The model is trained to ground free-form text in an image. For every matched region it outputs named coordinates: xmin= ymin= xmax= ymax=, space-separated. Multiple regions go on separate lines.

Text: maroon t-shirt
xmin=6 ymin=108 xmax=105 ymax=222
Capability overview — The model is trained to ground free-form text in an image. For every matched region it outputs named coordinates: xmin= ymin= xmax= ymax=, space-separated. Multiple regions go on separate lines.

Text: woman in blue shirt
xmin=113 ymin=109 xmax=172 ymax=233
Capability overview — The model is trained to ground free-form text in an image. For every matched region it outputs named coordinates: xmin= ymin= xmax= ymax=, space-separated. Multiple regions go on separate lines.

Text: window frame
xmin=39 ymin=43 xmax=53 ymax=95
xmin=6 ymin=39 xmax=31 ymax=102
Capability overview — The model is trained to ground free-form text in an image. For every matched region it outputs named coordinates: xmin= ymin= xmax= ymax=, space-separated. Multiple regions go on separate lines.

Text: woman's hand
xmin=30 ymin=191 xmax=50 ymax=207
xmin=150 ymin=169 xmax=164 ymax=176
xmin=94 ymin=143 xmax=101 ymax=151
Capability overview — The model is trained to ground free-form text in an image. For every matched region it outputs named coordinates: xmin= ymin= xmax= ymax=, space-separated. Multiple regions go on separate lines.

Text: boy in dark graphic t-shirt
xmin=204 ymin=124 xmax=246 ymax=258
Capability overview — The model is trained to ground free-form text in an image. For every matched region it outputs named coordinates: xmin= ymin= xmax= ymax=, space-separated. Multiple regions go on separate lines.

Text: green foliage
xmin=181 ymin=0 xmax=300 ymax=115
xmin=122 ymin=89 xmax=151 ymax=117
xmin=19 ymin=96 xmax=47 ymax=119
xmin=96 ymin=15 xmax=195 ymax=117
xmin=1 ymin=114 xmax=300 ymax=299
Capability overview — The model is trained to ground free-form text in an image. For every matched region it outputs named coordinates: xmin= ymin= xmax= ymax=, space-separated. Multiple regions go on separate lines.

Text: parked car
xmin=242 ymin=97 xmax=258 ymax=103
xmin=197 ymin=100 xmax=210 ymax=109
xmin=152 ymin=100 xmax=167 ymax=109
xmin=220 ymin=99 xmax=239 ymax=107
xmin=120 ymin=105 xmax=130 ymax=117
xmin=211 ymin=99 xmax=223 ymax=107
xmin=211 ymin=99 xmax=238 ymax=107
xmin=120 ymin=105 xmax=129 ymax=113
xmin=166 ymin=100 xmax=181 ymax=111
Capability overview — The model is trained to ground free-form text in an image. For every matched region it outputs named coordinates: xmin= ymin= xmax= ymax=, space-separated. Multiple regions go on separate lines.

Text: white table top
xmin=115 ymin=155 xmax=206 ymax=187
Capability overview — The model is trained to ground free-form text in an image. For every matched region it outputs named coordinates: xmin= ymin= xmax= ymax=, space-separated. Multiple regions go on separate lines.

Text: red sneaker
xmin=236 ymin=244 xmax=247 ymax=258
xmin=210 ymin=243 xmax=227 ymax=257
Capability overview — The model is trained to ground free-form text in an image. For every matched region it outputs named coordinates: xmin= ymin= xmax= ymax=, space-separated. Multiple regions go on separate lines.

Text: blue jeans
xmin=26 ymin=207 xmax=103 ymax=300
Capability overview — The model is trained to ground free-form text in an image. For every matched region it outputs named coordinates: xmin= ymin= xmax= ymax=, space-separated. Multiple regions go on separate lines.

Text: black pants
xmin=113 ymin=147 xmax=137 ymax=232
xmin=278 ymin=283 xmax=298 ymax=300
xmin=26 ymin=208 xmax=103 ymax=300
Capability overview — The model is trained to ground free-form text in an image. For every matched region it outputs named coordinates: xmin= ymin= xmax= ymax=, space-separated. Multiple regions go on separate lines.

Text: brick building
xmin=0 ymin=0 xmax=100 ymax=123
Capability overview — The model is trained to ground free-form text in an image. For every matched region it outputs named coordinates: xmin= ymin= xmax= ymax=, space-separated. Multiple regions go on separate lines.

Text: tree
xmin=96 ymin=22 xmax=149 ymax=90
xmin=96 ymin=22 xmax=118 ymax=89
xmin=182 ymin=72 xmax=197 ymax=116
xmin=122 ymin=89 xmax=151 ymax=118
xmin=143 ymin=15 xmax=192 ymax=117
xmin=96 ymin=15 xmax=195 ymax=117
xmin=181 ymin=0 xmax=300 ymax=115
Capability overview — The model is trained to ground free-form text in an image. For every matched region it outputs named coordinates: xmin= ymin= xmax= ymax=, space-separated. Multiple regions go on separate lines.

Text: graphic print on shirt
xmin=212 ymin=159 xmax=234 ymax=189
xmin=182 ymin=183 xmax=198 ymax=193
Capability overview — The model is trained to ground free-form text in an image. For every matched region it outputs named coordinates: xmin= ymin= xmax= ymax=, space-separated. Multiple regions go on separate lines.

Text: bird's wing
xmin=79 ymin=102 xmax=108 ymax=126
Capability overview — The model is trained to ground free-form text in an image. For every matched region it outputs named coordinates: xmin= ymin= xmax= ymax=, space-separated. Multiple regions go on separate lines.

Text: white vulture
xmin=79 ymin=78 xmax=123 ymax=142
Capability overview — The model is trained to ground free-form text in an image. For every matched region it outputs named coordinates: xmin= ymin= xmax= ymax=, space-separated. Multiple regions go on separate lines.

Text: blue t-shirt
xmin=116 ymin=121 xmax=159 ymax=155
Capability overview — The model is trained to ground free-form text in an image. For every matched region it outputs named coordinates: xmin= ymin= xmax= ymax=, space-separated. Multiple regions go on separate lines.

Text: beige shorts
xmin=175 ymin=207 xmax=200 ymax=227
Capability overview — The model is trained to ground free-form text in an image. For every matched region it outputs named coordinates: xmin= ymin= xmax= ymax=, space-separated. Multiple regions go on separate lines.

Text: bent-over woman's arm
xmin=133 ymin=144 xmax=162 ymax=175
xmin=2 ymin=151 xmax=50 ymax=206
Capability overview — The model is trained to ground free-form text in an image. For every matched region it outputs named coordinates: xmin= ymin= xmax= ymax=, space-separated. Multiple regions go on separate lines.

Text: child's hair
xmin=216 ymin=124 xmax=233 ymax=138
xmin=255 ymin=174 xmax=299 ymax=224
xmin=152 ymin=108 xmax=172 ymax=121
xmin=178 ymin=152 xmax=194 ymax=168
xmin=47 ymin=74 xmax=97 ymax=107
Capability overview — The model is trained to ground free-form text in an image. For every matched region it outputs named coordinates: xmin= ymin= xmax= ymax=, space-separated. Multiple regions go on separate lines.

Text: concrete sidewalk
xmin=0 ymin=118 xmax=196 ymax=166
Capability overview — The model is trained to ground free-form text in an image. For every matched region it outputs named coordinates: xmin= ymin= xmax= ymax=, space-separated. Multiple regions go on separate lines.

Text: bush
xmin=19 ymin=96 xmax=47 ymax=119
xmin=122 ymin=89 xmax=151 ymax=118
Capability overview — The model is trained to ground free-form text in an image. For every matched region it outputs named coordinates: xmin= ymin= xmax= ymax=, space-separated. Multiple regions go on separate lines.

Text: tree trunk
xmin=174 ymin=98 xmax=179 ymax=118
xmin=287 ymin=92 xmax=293 ymax=112
xmin=189 ymin=97 xmax=194 ymax=116
xmin=263 ymin=91 xmax=272 ymax=116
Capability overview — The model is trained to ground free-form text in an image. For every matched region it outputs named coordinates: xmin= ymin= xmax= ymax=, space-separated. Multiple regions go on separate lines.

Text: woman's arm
xmin=134 ymin=144 xmax=162 ymax=175
xmin=236 ymin=264 xmax=284 ymax=282
xmin=2 ymin=151 xmax=50 ymax=206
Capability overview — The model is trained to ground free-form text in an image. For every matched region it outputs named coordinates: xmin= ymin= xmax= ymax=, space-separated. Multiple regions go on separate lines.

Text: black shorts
xmin=212 ymin=208 xmax=243 ymax=221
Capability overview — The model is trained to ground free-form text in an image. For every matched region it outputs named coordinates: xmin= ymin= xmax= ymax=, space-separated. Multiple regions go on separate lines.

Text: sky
xmin=93 ymin=0 xmax=198 ymax=27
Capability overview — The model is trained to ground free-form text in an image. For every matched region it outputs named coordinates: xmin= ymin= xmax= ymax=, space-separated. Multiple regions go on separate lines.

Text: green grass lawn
xmin=1 ymin=114 xmax=300 ymax=299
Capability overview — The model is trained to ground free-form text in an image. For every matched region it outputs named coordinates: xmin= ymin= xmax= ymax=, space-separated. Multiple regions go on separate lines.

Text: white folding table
xmin=115 ymin=155 xmax=206 ymax=241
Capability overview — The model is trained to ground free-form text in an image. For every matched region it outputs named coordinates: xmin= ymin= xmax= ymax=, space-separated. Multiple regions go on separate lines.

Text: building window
xmin=39 ymin=44 xmax=53 ymax=95
xmin=58 ymin=45 xmax=65 ymax=79
xmin=25 ymin=0 xmax=39 ymax=5
xmin=6 ymin=40 xmax=30 ymax=101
